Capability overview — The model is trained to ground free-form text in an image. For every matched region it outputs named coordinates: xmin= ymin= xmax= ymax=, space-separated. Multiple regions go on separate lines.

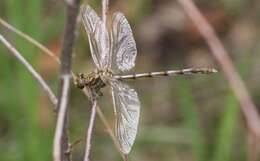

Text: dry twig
xmin=0 ymin=34 xmax=58 ymax=106
xmin=0 ymin=18 xmax=60 ymax=63
xmin=53 ymin=1 xmax=80 ymax=161
xmin=84 ymin=99 xmax=97 ymax=161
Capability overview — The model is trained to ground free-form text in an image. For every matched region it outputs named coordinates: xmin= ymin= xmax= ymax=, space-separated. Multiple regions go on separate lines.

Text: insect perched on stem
xmin=76 ymin=3 xmax=217 ymax=154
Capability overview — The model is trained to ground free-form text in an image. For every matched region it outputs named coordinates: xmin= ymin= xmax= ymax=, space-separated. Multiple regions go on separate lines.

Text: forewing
xmin=96 ymin=22 xmax=110 ymax=69
xmin=81 ymin=5 xmax=110 ymax=69
xmin=111 ymin=80 xmax=140 ymax=154
xmin=111 ymin=12 xmax=137 ymax=72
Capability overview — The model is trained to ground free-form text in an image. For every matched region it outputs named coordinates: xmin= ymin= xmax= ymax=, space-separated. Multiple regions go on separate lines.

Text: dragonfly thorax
xmin=75 ymin=70 xmax=113 ymax=97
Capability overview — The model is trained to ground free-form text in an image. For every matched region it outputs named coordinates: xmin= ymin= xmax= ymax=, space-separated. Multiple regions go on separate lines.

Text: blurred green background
xmin=1 ymin=0 xmax=260 ymax=161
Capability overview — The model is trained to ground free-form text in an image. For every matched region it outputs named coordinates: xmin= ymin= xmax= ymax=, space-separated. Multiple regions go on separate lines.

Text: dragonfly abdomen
xmin=114 ymin=68 xmax=217 ymax=80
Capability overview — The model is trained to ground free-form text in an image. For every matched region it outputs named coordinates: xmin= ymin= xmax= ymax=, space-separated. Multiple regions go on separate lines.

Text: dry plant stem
xmin=53 ymin=0 xmax=80 ymax=161
xmin=97 ymin=106 xmax=126 ymax=160
xmin=82 ymin=89 xmax=125 ymax=159
xmin=0 ymin=34 xmax=58 ymax=106
xmin=0 ymin=18 xmax=60 ymax=63
xmin=177 ymin=0 xmax=260 ymax=137
xmin=84 ymin=100 xmax=97 ymax=161
xmin=54 ymin=77 xmax=71 ymax=161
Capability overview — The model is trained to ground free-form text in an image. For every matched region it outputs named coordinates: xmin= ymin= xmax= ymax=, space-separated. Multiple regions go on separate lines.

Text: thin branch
xmin=84 ymin=100 xmax=97 ymax=161
xmin=177 ymin=0 xmax=260 ymax=137
xmin=53 ymin=1 xmax=80 ymax=161
xmin=96 ymin=106 xmax=127 ymax=160
xmin=82 ymin=89 xmax=125 ymax=158
xmin=54 ymin=77 xmax=71 ymax=161
xmin=0 ymin=18 xmax=60 ymax=63
xmin=96 ymin=106 xmax=118 ymax=146
xmin=0 ymin=34 xmax=58 ymax=106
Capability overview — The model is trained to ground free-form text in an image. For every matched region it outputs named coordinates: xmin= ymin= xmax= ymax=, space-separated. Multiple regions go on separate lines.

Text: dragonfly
xmin=76 ymin=4 xmax=217 ymax=155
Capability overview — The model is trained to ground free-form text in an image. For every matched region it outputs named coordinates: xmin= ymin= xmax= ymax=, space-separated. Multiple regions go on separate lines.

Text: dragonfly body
xmin=79 ymin=4 xmax=217 ymax=155
xmin=76 ymin=67 xmax=217 ymax=98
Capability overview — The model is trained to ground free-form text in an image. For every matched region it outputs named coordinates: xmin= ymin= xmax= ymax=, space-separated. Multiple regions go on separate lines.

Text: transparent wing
xmin=81 ymin=5 xmax=101 ymax=68
xmin=81 ymin=5 xmax=110 ymax=69
xmin=111 ymin=80 xmax=140 ymax=154
xmin=111 ymin=12 xmax=137 ymax=72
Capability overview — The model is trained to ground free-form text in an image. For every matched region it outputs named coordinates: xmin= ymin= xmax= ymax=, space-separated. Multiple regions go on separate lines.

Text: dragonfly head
xmin=75 ymin=72 xmax=98 ymax=89
xmin=75 ymin=73 xmax=86 ymax=89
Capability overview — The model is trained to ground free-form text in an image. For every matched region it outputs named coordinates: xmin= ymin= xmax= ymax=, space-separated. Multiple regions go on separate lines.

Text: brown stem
xmin=83 ymin=100 xmax=97 ymax=161
xmin=0 ymin=34 xmax=58 ymax=106
xmin=53 ymin=1 xmax=80 ymax=161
